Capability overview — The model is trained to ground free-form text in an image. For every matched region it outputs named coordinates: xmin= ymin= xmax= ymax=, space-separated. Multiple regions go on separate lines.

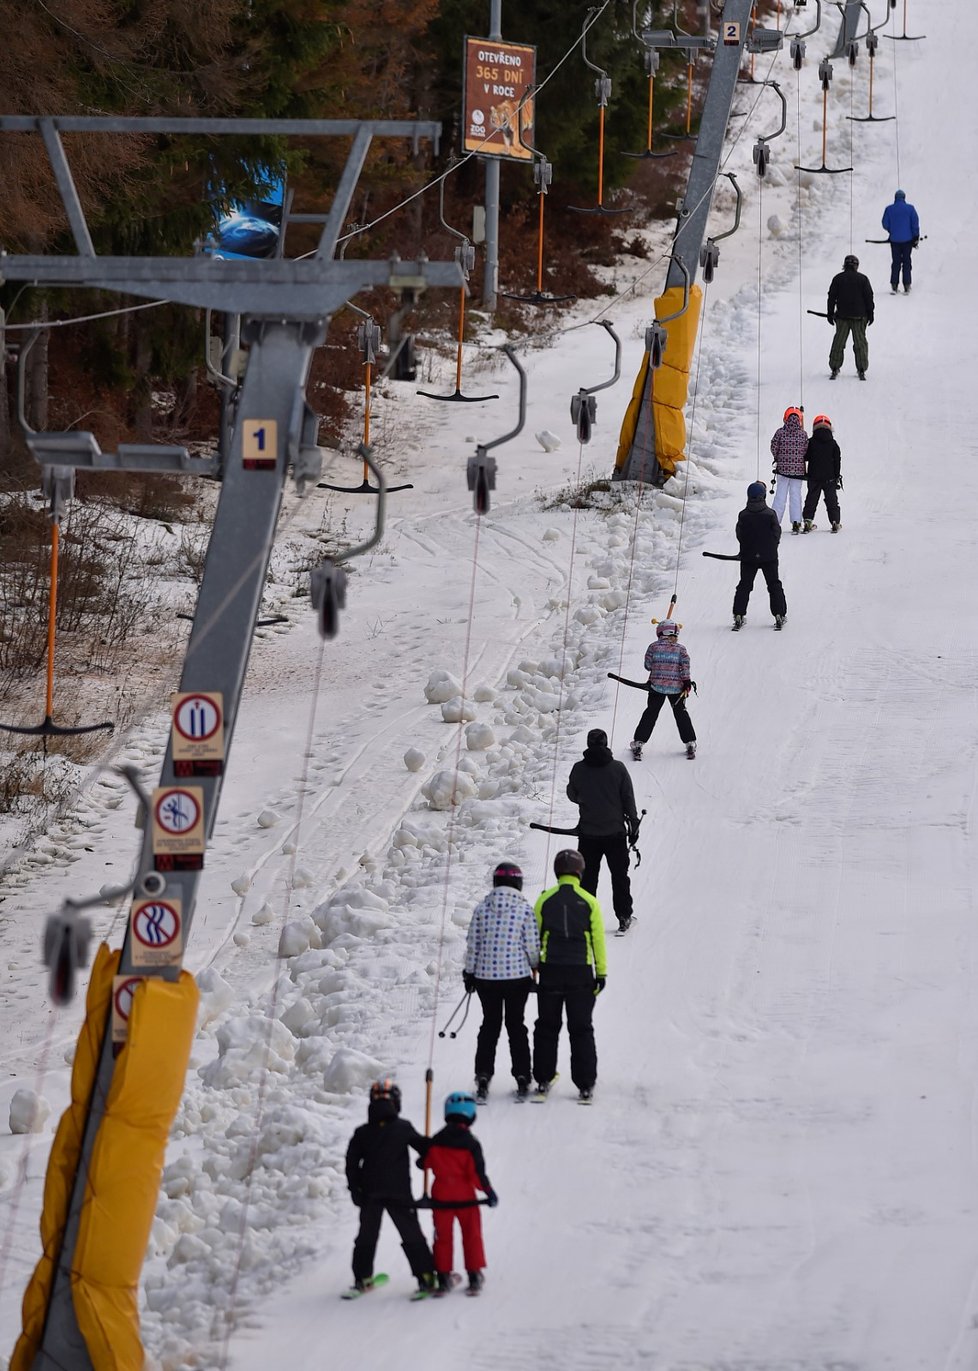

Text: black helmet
xmin=492 ymin=860 xmax=524 ymax=890
xmin=554 ymin=849 xmax=586 ymax=879
xmin=843 ymin=253 xmax=859 ymax=270
xmin=369 ymin=1078 xmax=401 ymax=1112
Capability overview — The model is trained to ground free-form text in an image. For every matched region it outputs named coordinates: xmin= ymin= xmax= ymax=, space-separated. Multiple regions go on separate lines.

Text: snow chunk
xmin=230 ymin=874 xmax=251 ymax=897
xmin=232 ymin=931 xmax=251 ymax=948
xmin=403 ymin=747 xmax=426 ymax=772
xmin=441 ymin=696 xmax=476 ymax=723
xmin=251 ymin=902 xmax=275 ymax=926
xmin=195 ymin=968 xmax=235 ymax=1029
xmin=542 ymin=527 xmax=561 ymax=542
xmin=767 ymin=213 xmax=785 ymax=238
xmin=256 ymin=809 xmax=281 ymax=829
xmin=277 ymin=916 xmax=322 ymax=958
xmin=465 ymin=721 xmax=495 ymax=750
xmin=473 ymin=684 xmax=495 ymax=703
xmin=280 ymin=997 xmax=316 ymax=1037
xmin=9 ymin=1088 xmax=50 ymax=1134
xmin=421 ymin=769 xmax=478 ymax=810
xmin=535 ymin=428 xmax=561 ymax=452
xmin=200 ymin=1014 xmax=296 ymax=1088
xmin=322 ymin=1046 xmax=386 ymax=1095
xmin=424 ymin=670 xmax=462 ymax=704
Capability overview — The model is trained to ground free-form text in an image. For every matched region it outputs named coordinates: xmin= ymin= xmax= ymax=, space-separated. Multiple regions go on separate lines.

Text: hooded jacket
xmin=736 ymin=495 xmax=782 ymax=563
xmin=534 ymin=874 xmax=608 ymax=982
xmin=346 ymin=1100 xmax=430 ymax=1204
xmin=465 ymin=886 xmax=540 ymax=980
xmin=424 ymin=1121 xmax=493 ymax=1204
xmin=805 ymin=427 xmax=841 ymax=483
xmin=827 ymin=265 xmax=875 ymax=321
xmin=770 ymin=414 xmax=809 ymax=478
xmin=644 ymin=633 xmax=691 ymax=694
xmin=566 ymin=743 xmax=638 ymax=836
xmin=882 ymin=197 xmax=919 ymax=243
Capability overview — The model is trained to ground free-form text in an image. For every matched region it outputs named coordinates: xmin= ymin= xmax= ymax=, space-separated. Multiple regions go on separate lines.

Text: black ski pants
xmin=474 ymin=977 xmax=534 ymax=1081
xmin=533 ymin=980 xmax=598 ymax=1090
xmin=733 ymin=558 xmax=787 ymax=618
xmin=634 ymin=690 xmax=695 ymax=746
xmin=578 ymin=832 xmax=632 ymax=921
xmin=802 ymin=477 xmax=840 ymax=525
xmin=352 ymin=1200 xmax=432 ymax=1283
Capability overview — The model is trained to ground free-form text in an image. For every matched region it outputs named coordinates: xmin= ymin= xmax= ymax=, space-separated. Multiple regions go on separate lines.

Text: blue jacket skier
xmin=882 ymin=189 xmax=920 ymax=293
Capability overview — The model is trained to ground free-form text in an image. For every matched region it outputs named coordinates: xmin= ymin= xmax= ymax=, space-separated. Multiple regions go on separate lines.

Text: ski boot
xmin=904 ymin=284 xmax=911 ymax=293
xmin=891 ymin=284 xmax=899 ymax=294
xmin=515 ymin=1076 xmax=530 ymax=1099
xmin=467 ymin=1271 xmax=485 ymax=1296
xmin=475 ymin=1075 xmax=490 ymax=1104
xmin=629 ymin=739 xmax=643 ymax=760
xmin=686 ymin=741 xmax=697 ymax=760
xmin=774 ymin=614 xmax=786 ymax=631
xmin=857 ymin=369 xmax=867 ymax=380
xmin=830 ymin=368 xmax=840 ymax=379
xmin=578 ymin=1087 xmax=594 ymax=1104
xmin=831 ymin=521 xmax=841 ymax=533
xmin=617 ymin=915 xmax=632 ymax=934
xmin=802 ymin=518 xmax=814 ymax=533
xmin=791 ymin=521 xmax=801 ymax=535
xmin=732 ymin=614 xmax=745 ymax=631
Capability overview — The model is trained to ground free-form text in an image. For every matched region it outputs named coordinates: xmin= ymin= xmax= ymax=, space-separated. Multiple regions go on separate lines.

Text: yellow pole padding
xmin=73 ymin=971 xmax=199 ymax=1370
xmin=615 ymin=283 xmax=703 ymax=476
xmin=11 ymin=955 xmax=199 ymax=1371
xmin=11 ymin=942 xmax=120 ymax=1371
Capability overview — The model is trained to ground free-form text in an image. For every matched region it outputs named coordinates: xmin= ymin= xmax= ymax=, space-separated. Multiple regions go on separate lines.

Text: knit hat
xmin=747 ymin=481 xmax=767 ymax=500
xmin=894 ymin=188 xmax=906 ymax=200
xmin=656 ymin=620 xmax=679 ymax=638
xmin=586 ymin=728 xmax=608 ymax=749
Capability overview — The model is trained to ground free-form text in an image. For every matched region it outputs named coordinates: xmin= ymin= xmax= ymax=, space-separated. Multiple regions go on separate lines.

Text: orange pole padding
xmin=536 ymin=193 xmax=546 ymax=292
xmin=685 ymin=64 xmax=694 ymax=133
xmin=455 ymin=287 xmax=466 ymax=392
xmin=44 ymin=522 xmax=60 ymax=720
xmin=597 ymin=105 xmax=606 ymax=206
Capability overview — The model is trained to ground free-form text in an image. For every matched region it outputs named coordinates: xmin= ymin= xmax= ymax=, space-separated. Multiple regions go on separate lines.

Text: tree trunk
xmin=25 ymin=303 xmax=49 ymax=432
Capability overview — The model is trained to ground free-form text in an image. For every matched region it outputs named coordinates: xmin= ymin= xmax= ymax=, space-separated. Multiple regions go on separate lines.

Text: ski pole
xmin=437 ymin=990 xmax=472 ymax=1039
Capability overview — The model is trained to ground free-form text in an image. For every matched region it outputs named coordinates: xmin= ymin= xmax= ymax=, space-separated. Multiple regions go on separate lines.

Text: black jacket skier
xmin=802 ymin=416 xmax=842 ymax=531
xmin=827 ymin=255 xmax=874 ymax=378
xmin=566 ymin=729 xmax=637 ymax=931
xmin=733 ymin=483 xmax=787 ymax=626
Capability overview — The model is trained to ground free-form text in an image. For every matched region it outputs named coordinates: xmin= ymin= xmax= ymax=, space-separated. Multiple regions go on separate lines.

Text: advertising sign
xmin=463 ymin=37 xmax=536 ymax=162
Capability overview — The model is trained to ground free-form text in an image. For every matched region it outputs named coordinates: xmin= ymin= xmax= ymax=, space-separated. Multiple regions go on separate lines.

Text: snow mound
xmin=441 ymin=695 xmax=476 ymax=723
xmin=322 ymin=1046 xmax=386 ymax=1095
xmin=535 ymin=428 xmax=561 ymax=452
xmin=421 ymin=769 xmax=478 ymax=809
xmin=277 ymin=916 xmax=322 ymax=958
xmin=465 ymin=722 xmax=495 ymax=750
xmin=9 ymin=1088 xmax=50 ymax=1134
xmin=403 ymin=747 xmax=426 ymax=772
xmin=424 ymin=670 xmax=462 ymax=704
xmin=256 ymin=809 xmax=281 ymax=829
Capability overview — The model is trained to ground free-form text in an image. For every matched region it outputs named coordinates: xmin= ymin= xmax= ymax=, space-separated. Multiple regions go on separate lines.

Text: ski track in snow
xmin=2 ymin=11 xmax=978 ymax=1371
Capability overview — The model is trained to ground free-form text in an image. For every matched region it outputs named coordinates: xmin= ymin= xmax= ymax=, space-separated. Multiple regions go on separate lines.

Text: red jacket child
xmin=422 ymin=1091 xmax=498 ymax=1294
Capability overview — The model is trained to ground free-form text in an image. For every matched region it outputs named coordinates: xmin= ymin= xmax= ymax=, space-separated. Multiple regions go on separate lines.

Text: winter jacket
xmin=346 ymin=1106 xmax=430 ymax=1205
xmin=465 ymin=887 xmax=540 ymax=980
xmin=770 ymin=415 xmax=808 ymax=477
xmin=736 ymin=496 xmax=782 ymax=563
xmin=566 ymin=744 xmax=638 ymax=837
xmin=882 ymin=198 xmax=919 ymax=243
xmin=805 ymin=427 xmax=841 ymax=484
xmin=534 ymin=874 xmax=608 ymax=983
xmin=827 ymin=266 xmax=874 ymax=322
xmin=643 ymin=637 xmax=691 ymax=694
xmin=424 ymin=1122 xmax=492 ymax=1204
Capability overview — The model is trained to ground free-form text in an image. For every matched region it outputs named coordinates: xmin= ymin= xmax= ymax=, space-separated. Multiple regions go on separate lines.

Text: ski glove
xmin=837 ymin=475 xmax=843 ymax=491
xmin=463 ymin=971 xmax=477 ymax=994
xmin=912 ymin=236 xmax=919 ymax=248
xmin=867 ymin=315 xmax=874 ymax=326
xmin=350 ymin=1188 xmax=365 ymax=1208
xmin=487 ymin=1190 xmax=499 ymax=1208
xmin=594 ymin=976 xmax=607 ymax=996
xmin=826 ymin=313 xmax=835 ymax=325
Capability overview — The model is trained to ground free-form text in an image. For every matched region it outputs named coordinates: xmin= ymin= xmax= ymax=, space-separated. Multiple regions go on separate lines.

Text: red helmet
xmin=782 ymin=406 xmax=804 ymax=424
xmin=812 ymin=414 xmax=833 ymax=430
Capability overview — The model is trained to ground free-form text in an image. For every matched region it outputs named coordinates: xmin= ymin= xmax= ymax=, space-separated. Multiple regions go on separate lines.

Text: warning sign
xmin=172 ymin=691 xmax=225 ymax=777
xmin=130 ymin=896 xmax=184 ymax=967
xmin=112 ymin=974 xmax=143 ymax=1044
xmin=151 ymin=786 xmax=205 ymax=871
xmin=242 ymin=418 xmax=278 ymax=471
xmin=463 ymin=36 xmax=536 ymax=162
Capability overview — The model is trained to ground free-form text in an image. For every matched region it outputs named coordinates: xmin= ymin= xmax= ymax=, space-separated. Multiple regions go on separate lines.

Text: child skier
xmin=770 ymin=406 xmax=808 ymax=533
xmin=629 ymin=620 xmax=696 ymax=760
xmin=802 ymin=414 xmax=842 ymax=533
xmin=344 ymin=1079 xmax=436 ymax=1297
xmin=422 ymin=1091 xmax=498 ymax=1294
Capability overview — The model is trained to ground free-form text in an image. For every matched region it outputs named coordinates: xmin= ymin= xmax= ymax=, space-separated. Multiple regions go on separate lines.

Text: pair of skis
xmin=531 ymin=1075 xmax=594 ymax=1106
xmin=342 ymin=1271 xmax=477 ymax=1300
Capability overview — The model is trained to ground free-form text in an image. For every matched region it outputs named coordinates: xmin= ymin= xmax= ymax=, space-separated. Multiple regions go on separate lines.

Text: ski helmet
xmin=554 ymin=849 xmax=586 ymax=879
xmin=782 ymin=406 xmax=804 ymax=424
xmin=843 ymin=254 xmax=859 ymax=270
xmin=492 ymin=860 xmax=524 ymax=891
xmin=586 ymin=728 xmax=608 ymax=749
xmin=656 ymin=620 xmax=679 ymax=638
xmin=747 ymin=481 xmax=767 ymax=501
xmin=444 ymin=1090 xmax=477 ymax=1123
xmin=812 ymin=414 xmax=833 ymax=430
xmin=369 ymin=1078 xmax=402 ymax=1112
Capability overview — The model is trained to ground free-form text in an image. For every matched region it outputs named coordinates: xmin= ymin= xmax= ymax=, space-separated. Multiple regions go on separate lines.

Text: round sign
xmin=114 ymin=976 xmax=142 ymax=1023
xmin=173 ymin=695 xmax=221 ymax=743
xmin=133 ymin=901 xmax=180 ymax=949
xmin=155 ymin=788 xmax=202 ymax=836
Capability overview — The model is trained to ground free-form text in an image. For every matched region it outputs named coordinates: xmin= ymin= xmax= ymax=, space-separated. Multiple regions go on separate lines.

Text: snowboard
xmin=342 ymin=1273 xmax=389 ymax=1300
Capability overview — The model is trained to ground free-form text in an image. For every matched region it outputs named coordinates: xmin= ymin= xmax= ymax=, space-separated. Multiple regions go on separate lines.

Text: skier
xmin=732 ymin=482 xmax=787 ymax=630
xmin=345 ymin=1079 xmax=436 ymax=1297
xmin=566 ymin=728 xmax=639 ymax=933
xmin=532 ymin=849 xmax=608 ymax=1102
xmin=770 ymin=406 xmax=809 ymax=533
xmin=802 ymin=414 xmax=842 ymax=534
xmin=827 ymin=254 xmax=875 ymax=380
xmin=464 ymin=860 xmax=540 ymax=1102
xmin=882 ymin=188 xmax=920 ymax=294
xmin=422 ymin=1091 xmax=498 ymax=1295
xmin=629 ymin=620 xmax=696 ymax=760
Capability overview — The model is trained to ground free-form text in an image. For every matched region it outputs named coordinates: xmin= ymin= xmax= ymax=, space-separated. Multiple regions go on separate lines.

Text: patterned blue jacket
xmin=465 ymin=887 xmax=541 ymax=980
xmin=644 ymin=639 xmax=691 ymax=694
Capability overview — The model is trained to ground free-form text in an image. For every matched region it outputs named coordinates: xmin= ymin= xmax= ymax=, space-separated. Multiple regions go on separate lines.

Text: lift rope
xmin=755 ymin=166 xmax=765 ymax=481
xmin=889 ymin=8 xmax=902 ymax=185
xmin=795 ymin=70 xmax=806 ymax=408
